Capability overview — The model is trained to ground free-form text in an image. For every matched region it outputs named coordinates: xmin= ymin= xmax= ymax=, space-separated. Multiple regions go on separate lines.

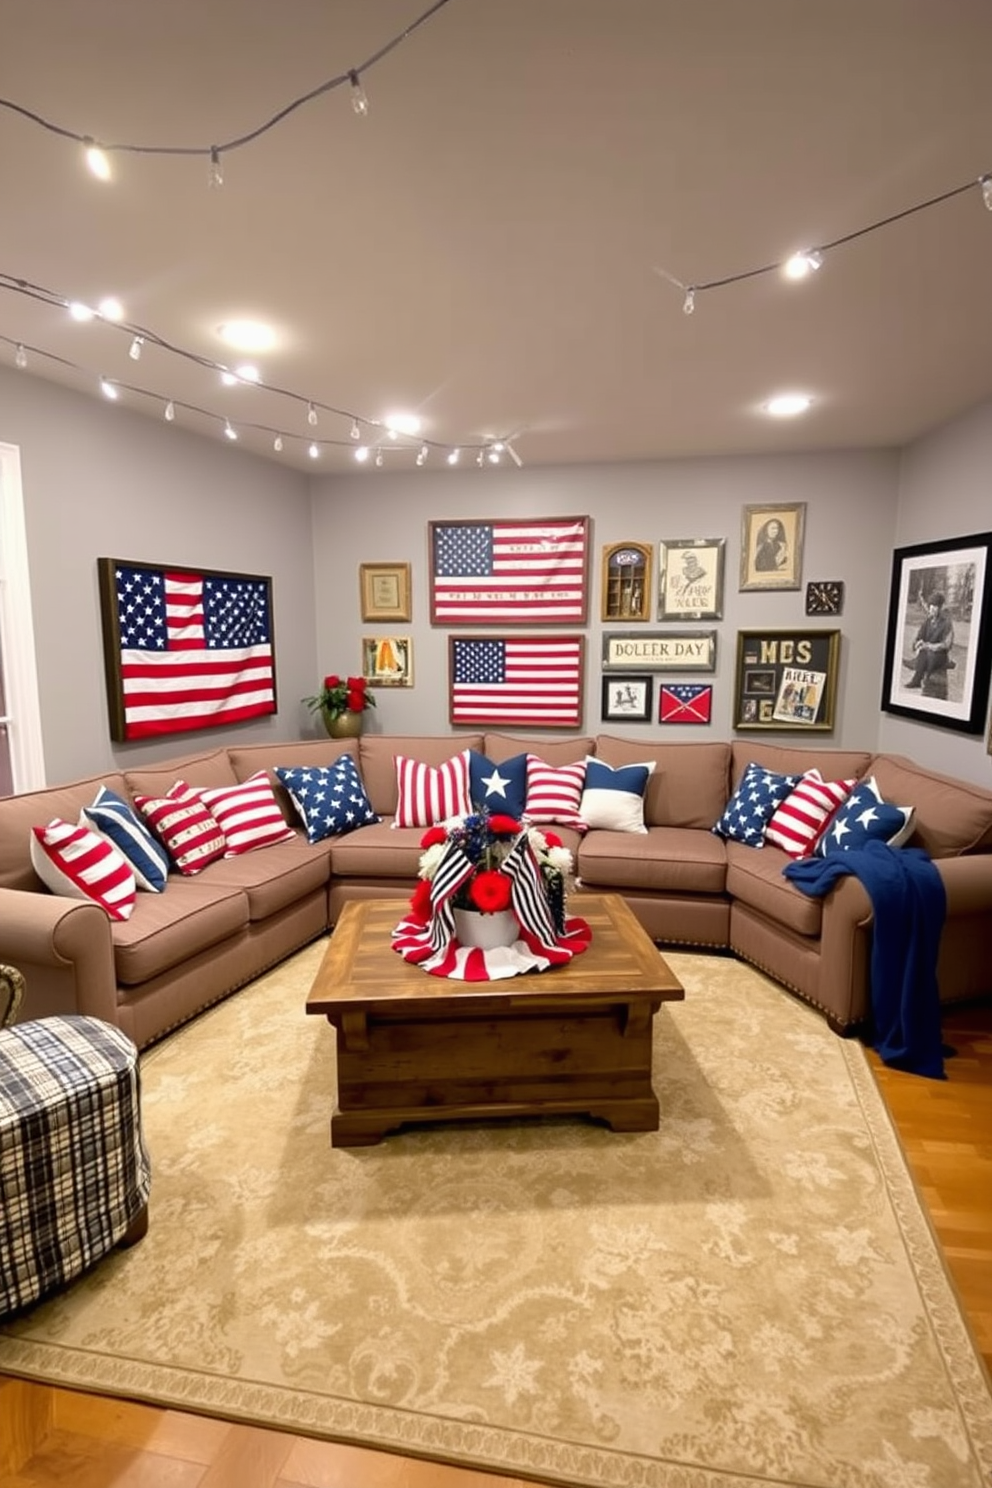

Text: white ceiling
xmin=3 ymin=0 xmax=992 ymax=474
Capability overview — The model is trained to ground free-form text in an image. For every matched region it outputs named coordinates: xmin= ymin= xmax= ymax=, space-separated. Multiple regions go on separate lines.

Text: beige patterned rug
xmin=1 ymin=942 xmax=991 ymax=1487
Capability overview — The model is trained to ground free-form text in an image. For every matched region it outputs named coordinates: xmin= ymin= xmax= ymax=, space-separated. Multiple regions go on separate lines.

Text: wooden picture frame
xmin=359 ymin=562 xmax=411 ymax=622
xmin=600 ymin=542 xmax=652 ymax=621
xmin=601 ymin=674 xmax=652 ymax=722
xmin=739 ymin=503 xmax=806 ymax=591
xmin=658 ymin=537 xmax=725 ymax=620
xmin=602 ymin=630 xmax=717 ymax=673
xmin=880 ymin=531 xmax=992 ymax=734
xmin=448 ymin=635 xmax=584 ymax=728
xmin=733 ymin=628 xmax=840 ymax=731
xmin=362 ymin=635 xmax=414 ymax=687
xmin=430 ymin=515 xmax=590 ymax=626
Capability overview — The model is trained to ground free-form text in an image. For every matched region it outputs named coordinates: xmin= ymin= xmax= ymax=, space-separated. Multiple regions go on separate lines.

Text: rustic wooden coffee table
xmin=306 ymin=893 xmax=684 ymax=1147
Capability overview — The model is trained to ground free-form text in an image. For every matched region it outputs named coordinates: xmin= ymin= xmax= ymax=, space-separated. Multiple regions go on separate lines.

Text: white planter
xmin=453 ymin=907 xmax=520 ymax=950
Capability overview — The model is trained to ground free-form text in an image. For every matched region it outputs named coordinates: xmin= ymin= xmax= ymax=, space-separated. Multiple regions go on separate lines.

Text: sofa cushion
xmin=275 ymin=758 xmax=380 ymax=844
xmin=579 ymin=757 xmax=653 ymax=833
xmin=203 ymin=835 xmax=331 ymax=920
xmin=712 ymin=763 xmax=801 ymax=847
xmin=594 ymin=736 xmax=731 ymax=828
xmin=869 ymin=754 xmax=992 ymax=858
xmin=133 ymin=782 xmax=227 ymax=875
xmin=393 ymin=750 xmax=471 ymax=828
xmin=110 ymin=878 xmax=249 ymax=986
xmin=468 ymin=749 xmax=527 ymax=817
xmin=730 ymin=742 xmax=873 ymax=791
xmin=765 ymin=770 xmax=858 ymax=859
xmin=484 ymin=733 xmax=595 ymax=767
xmin=80 ymin=785 xmax=170 ymax=891
xmin=358 ymin=735 xmax=484 ymax=816
xmin=725 ymin=840 xmax=823 ymax=938
xmin=577 ymin=826 xmax=727 ymax=895
xmin=524 ymin=755 xmax=588 ymax=831
xmin=0 ymin=772 xmax=129 ymax=892
xmin=326 ymin=819 xmax=425 ymax=879
xmin=123 ymin=747 xmax=239 ymax=801
xmin=197 ymin=772 xmax=297 ymax=855
xmin=30 ymin=819 xmax=137 ymax=921
xmin=818 ymin=776 xmax=915 ymax=855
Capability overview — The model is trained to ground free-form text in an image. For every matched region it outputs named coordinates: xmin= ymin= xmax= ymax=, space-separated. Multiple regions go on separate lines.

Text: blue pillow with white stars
xmin=817 ymin=776 xmax=915 ymax=855
xmin=274 ymin=756 xmax=379 ymax=844
xmin=468 ymin=750 xmax=527 ymax=819
xmin=712 ymin=762 xmax=802 ymax=847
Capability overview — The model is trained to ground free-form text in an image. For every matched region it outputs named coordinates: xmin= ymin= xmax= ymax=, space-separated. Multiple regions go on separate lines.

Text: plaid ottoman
xmin=0 ymin=1015 xmax=151 ymax=1317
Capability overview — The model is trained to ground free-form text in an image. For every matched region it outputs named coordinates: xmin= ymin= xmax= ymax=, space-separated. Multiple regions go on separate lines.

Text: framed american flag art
xmin=98 ymin=557 xmax=277 ymax=741
xmin=430 ymin=516 xmax=590 ymax=625
xmin=448 ymin=635 xmax=585 ymax=728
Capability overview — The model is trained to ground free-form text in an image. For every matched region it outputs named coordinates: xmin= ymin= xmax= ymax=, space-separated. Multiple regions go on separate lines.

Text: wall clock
xmin=805 ymin=580 xmax=844 ymax=617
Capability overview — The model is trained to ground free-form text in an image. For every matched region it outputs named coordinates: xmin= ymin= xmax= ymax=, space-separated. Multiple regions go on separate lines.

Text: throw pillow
xmin=198 ymin=772 xmax=296 ymax=856
xmin=275 ymin=756 xmax=380 ymax=844
xmin=393 ymin=750 xmax=471 ymax=829
xmin=579 ymin=756 xmax=655 ymax=833
xmin=764 ymin=769 xmax=858 ymax=859
xmin=818 ymin=776 xmax=916 ymax=855
xmin=468 ymin=749 xmax=527 ymax=819
xmin=712 ymin=762 xmax=802 ymax=847
xmin=524 ymin=754 xmax=588 ymax=831
xmin=30 ymin=818 xmax=137 ymax=920
xmin=81 ymin=784 xmax=170 ymax=891
xmin=133 ymin=781 xmax=227 ymax=875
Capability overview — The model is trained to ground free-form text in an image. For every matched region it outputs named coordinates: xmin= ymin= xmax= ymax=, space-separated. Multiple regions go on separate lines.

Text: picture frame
xmin=880 ymin=531 xmax=992 ymax=734
xmin=601 ymin=674 xmax=652 ymax=722
xmin=733 ymin=628 xmax=840 ymax=731
xmin=429 ymin=515 xmax=589 ymax=626
xmin=601 ymin=542 xmax=652 ymax=621
xmin=448 ymin=635 xmax=584 ymax=729
xmin=359 ymin=562 xmax=411 ymax=622
xmin=658 ymin=538 xmax=725 ymax=620
xmin=739 ymin=503 xmax=806 ymax=591
xmin=362 ymin=635 xmax=414 ymax=688
xmin=657 ymin=682 xmax=713 ymax=725
xmin=602 ymin=630 xmax=717 ymax=673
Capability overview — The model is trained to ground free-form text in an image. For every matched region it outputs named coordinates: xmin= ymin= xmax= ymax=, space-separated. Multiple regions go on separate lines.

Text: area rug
xmin=1 ymin=944 xmax=991 ymax=1488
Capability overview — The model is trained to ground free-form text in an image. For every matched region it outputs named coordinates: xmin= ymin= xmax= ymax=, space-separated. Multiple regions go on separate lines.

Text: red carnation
xmin=420 ymin=826 xmax=448 ymax=849
xmin=346 ymin=687 xmax=365 ymax=711
xmin=323 ymin=674 xmax=340 ymax=689
xmin=409 ymin=879 xmax=433 ymax=919
xmin=488 ymin=814 xmax=522 ymax=836
xmin=469 ymin=870 xmax=512 ymax=913
xmin=543 ymin=831 xmax=563 ymax=849
xmin=346 ymin=675 xmax=365 ymax=690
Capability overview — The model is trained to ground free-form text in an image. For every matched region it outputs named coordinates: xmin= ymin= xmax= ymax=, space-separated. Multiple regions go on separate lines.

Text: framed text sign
xmin=733 ymin=628 xmax=840 ymax=731
xmin=602 ymin=630 xmax=717 ymax=673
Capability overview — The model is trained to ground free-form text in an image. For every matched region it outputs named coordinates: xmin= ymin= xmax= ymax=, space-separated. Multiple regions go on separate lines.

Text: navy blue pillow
xmin=468 ymin=750 xmax=527 ymax=819
xmin=275 ymin=756 xmax=379 ymax=843
xmin=712 ymin=762 xmax=801 ymax=847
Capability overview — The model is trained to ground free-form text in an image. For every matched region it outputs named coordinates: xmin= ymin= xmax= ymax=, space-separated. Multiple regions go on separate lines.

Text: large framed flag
xmin=98 ymin=558 xmax=277 ymax=741
xmin=430 ymin=516 xmax=589 ymax=625
xmin=449 ymin=636 xmax=584 ymax=729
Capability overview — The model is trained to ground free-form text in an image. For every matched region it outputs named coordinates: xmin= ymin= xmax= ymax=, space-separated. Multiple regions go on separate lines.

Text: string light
xmin=209 ymin=147 xmax=223 ymax=189
xmin=67 ymin=301 xmax=94 ymax=322
xmin=783 ymin=249 xmax=822 ymax=280
xmin=164 ymin=399 xmax=175 ymax=421
xmin=83 ymin=139 xmax=111 ymax=181
xmin=355 ymin=446 xmax=370 ymax=462
xmin=350 ymin=418 xmax=361 ymax=440
xmin=374 ymin=449 xmax=384 ymax=467
xmin=223 ymin=419 xmax=238 ymax=440
xmin=416 ymin=443 xmax=428 ymax=465
xmin=308 ymin=441 xmax=320 ymax=459
xmin=982 ymin=175 xmax=992 ymax=212
xmin=307 ymin=402 xmax=318 ymax=426
xmin=14 ymin=343 xmax=26 ymax=369
xmin=447 ymin=448 xmax=460 ymax=464
xmin=348 ymin=71 xmax=369 ymax=117
xmin=476 ymin=448 xmax=486 ymax=467
xmin=273 ymin=434 xmax=283 ymax=452
xmin=682 ymin=287 xmax=695 ymax=315
xmin=99 ymin=377 xmax=118 ymax=400
xmin=128 ymin=335 xmax=143 ymax=360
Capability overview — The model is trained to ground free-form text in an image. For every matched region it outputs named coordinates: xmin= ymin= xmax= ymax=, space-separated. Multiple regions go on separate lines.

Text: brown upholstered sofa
xmin=1 ymin=732 xmax=990 ymax=1047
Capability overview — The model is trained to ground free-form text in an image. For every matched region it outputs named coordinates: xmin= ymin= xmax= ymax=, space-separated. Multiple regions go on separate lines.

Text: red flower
xmin=469 ymin=870 xmax=512 ymax=913
xmin=346 ymin=675 xmax=366 ymax=690
xmin=323 ymin=674 xmax=340 ymax=689
xmin=488 ymin=814 xmax=522 ymax=836
xmin=409 ymin=879 xmax=433 ymax=919
xmin=420 ymin=826 xmax=448 ymax=849
xmin=543 ymin=831 xmax=563 ymax=849
xmin=346 ymin=687 xmax=366 ymax=712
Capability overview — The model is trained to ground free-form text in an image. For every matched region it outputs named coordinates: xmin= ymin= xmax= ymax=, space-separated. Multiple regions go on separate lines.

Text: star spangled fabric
xmin=712 ymin=763 xmax=801 ymax=846
xmin=659 ymin=683 xmax=712 ymax=724
xmin=103 ymin=560 xmax=276 ymax=740
xmin=450 ymin=637 xmax=584 ymax=727
xmin=430 ymin=518 xmax=589 ymax=624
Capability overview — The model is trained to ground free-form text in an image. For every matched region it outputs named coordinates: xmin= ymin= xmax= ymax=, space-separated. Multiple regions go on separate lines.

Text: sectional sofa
xmin=1 ymin=731 xmax=991 ymax=1048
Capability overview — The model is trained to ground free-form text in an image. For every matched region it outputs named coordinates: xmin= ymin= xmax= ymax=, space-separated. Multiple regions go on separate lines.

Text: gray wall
xmin=0 ymin=367 xmax=319 ymax=783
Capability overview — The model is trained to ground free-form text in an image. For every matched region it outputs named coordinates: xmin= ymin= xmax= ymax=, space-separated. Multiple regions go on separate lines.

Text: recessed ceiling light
xmin=217 ymin=320 xmax=277 ymax=353
xmin=764 ymin=393 xmax=813 ymax=418
xmin=384 ymin=412 xmax=421 ymax=437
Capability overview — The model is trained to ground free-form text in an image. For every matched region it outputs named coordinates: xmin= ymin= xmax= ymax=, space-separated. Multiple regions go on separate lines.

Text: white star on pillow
xmin=480 ymin=767 xmax=512 ymax=799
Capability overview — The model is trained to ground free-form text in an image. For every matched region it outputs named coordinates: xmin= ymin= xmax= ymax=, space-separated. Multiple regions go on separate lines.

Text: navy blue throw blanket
xmin=784 ymin=842 xmax=947 ymax=1079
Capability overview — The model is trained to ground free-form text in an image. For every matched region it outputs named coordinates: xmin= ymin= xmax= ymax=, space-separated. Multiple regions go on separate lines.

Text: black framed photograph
xmin=880 ymin=531 xmax=992 ymax=733
xmin=601 ymin=674 xmax=652 ymax=722
xmin=658 ymin=538 xmax=725 ymax=620
xmin=739 ymin=503 xmax=806 ymax=591
xmin=733 ymin=628 xmax=841 ymax=731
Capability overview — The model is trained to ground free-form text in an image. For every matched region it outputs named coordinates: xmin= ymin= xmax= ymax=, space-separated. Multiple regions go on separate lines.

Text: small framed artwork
xmin=601 ymin=542 xmax=652 ymax=621
xmin=602 ymin=630 xmax=717 ymax=672
xmin=601 ymin=674 xmax=652 ymax=722
xmin=362 ymin=635 xmax=414 ymax=687
xmin=658 ymin=538 xmax=725 ymax=620
xmin=805 ymin=579 xmax=844 ymax=617
xmin=360 ymin=562 xmax=411 ymax=622
xmin=739 ymin=503 xmax=806 ymax=591
xmin=449 ymin=635 xmax=584 ymax=728
xmin=880 ymin=531 xmax=992 ymax=733
xmin=733 ymin=628 xmax=840 ymax=731
xmin=658 ymin=682 xmax=713 ymax=725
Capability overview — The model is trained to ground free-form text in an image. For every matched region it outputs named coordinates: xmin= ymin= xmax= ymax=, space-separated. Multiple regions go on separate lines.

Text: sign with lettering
xmin=658 ymin=538 xmax=725 ymax=621
xmin=602 ymin=630 xmax=717 ymax=673
xmin=733 ymin=628 xmax=841 ymax=731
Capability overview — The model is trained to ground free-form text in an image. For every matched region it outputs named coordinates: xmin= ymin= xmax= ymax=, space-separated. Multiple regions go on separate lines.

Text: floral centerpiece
xmin=303 ymin=673 xmax=376 ymax=722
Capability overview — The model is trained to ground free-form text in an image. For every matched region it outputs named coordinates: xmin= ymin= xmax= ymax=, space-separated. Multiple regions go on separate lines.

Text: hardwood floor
xmin=3 ymin=1000 xmax=990 ymax=1488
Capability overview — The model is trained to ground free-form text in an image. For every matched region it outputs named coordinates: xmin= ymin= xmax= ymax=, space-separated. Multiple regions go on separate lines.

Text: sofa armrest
xmin=0 ymin=888 xmax=119 ymax=1025
xmin=933 ymin=852 xmax=992 ymax=914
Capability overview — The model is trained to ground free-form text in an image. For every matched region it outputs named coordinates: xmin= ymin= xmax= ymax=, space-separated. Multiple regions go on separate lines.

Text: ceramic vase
xmin=452 ymin=907 xmax=520 ymax=950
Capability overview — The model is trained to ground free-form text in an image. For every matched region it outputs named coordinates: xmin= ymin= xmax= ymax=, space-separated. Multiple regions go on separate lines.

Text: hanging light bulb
xmin=100 ymin=377 xmax=118 ymax=400
xmin=128 ymin=336 xmax=144 ymax=361
xmin=308 ymin=442 xmax=320 ymax=459
xmin=98 ymin=297 xmax=124 ymax=321
xmin=416 ymin=444 xmax=429 ymax=466
xmin=84 ymin=138 xmax=111 ymax=181
xmin=164 ymin=400 xmax=175 ymax=422
xmin=350 ymin=418 xmax=361 ymax=440
xmin=355 ymin=446 xmax=370 ymax=463
xmin=223 ymin=420 xmax=238 ymax=441
xmin=375 ymin=449 xmax=384 ymax=467
xmin=307 ymin=402 xmax=318 ymax=427
xmin=14 ymin=344 xmax=27 ymax=369
xmin=476 ymin=448 xmax=486 ymax=467
xmin=981 ymin=175 xmax=992 ymax=211
xmin=783 ymin=249 xmax=823 ymax=280
xmin=447 ymin=448 xmax=460 ymax=465
xmin=682 ymin=287 xmax=696 ymax=315
xmin=349 ymin=70 xmax=369 ymax=116
xmin=68 ymin=301 xmax=95 ymax=322
xmin=273 ymin=435 xmax=284 ymax=452
xmin=209 ymin=146 xmax=224 ymax=188
xmin=488 ymin=448 xmax=501 ymax=464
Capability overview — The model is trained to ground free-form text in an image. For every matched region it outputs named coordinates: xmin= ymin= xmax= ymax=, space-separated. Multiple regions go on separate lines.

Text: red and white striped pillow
xmin=523 ymin=754 xmax=588 ymax=831
xmin=30 ymin=818 xmax=137 ymax=920
xmin=765 ymin=769 xmax=857 ymax=858
xmin=133 ymin=780 xmax=227 ymax=875
xmin=393 ymin=750 xmax=472 ymax=828
xmin=198 ymin=772 xmax=296 ymax=856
